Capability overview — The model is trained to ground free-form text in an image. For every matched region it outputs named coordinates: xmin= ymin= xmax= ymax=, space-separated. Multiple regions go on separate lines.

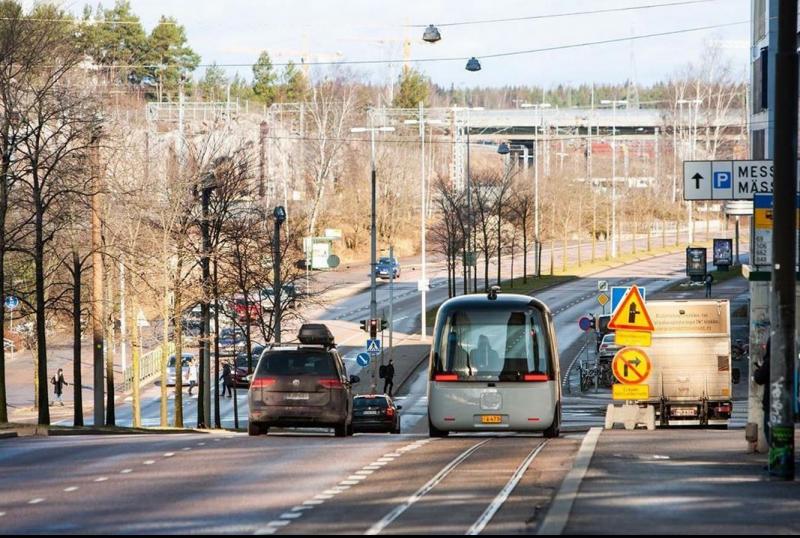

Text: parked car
xmin=218 ymin=327 xmax=246 ymax=356
xmin=166 ymin=353 xmax=194 ymax=386
xmin=375 ymin=257 xmax=400 ymax=280
xmin=232 ymin=344 xmax=265 ymax=387
xmin=260 ymin=284 xmax=300 ymax=311
xmin=352 ymin=394 xmax=402 ymax=434
xmin=247 ymin=324 xmax=359 ymax=437
xmin=231 ymin=293 xmax=262 ymax=324
xmin=598 ymin=333 xmax=621 ymax=362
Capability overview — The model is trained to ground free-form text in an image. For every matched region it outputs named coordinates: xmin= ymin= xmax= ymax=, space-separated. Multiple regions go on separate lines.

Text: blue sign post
xmin=356 ymin=352 xmax=371 ymax=367
xmin=4 ymin=296 xmax=19 ymax=310
xmin=610 ymin=286 xmax=646 ymax=315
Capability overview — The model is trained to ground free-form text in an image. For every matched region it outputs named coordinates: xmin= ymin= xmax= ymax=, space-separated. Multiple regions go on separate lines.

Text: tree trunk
xmin=34 ymin=190 xmax=49 ymax=424
xmin=160 ymin=287 xmax=169 ymax=427
xmin=172 ymin=268 xmax=184 ymax=427
xmin=131 ymin=298 xmax=141 ymax=428
xmin=72 ymin=251 xmax=83 ymax=426
xmin=105 ymin=260 xmax=115 ymax=426
xmin=522 ymin=216 xmax=528 ymax=284
xmin=496 ymin=217 xmax=501 ymax=286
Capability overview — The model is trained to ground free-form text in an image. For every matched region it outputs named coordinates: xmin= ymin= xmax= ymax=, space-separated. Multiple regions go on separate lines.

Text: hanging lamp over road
xmin=465 ymin=57 xmax=481 ymax=72
xmin=422 ymin=24 xmax=441 ymax=43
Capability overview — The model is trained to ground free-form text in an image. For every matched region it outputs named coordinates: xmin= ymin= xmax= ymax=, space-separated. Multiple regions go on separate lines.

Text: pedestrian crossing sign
xmin=367 ymin=339 xmax=381 ymax=355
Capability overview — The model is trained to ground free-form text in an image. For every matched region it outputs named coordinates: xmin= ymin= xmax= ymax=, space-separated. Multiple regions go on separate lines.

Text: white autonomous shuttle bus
xmin=427 ymin=288 xmax=561 ymax=437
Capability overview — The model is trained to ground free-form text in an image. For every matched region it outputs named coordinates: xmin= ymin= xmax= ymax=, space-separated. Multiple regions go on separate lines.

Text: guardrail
xmin=121 ymin=342 xmax=175 ymax=393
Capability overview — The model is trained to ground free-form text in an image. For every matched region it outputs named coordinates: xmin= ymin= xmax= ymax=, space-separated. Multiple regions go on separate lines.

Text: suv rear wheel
xmin=248 ymin=422 xmax=268 ymax=436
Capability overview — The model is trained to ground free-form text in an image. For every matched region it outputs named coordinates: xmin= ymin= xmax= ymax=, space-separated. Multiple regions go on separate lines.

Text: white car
xmin=167 ymin=353 xmax=194 ymax=386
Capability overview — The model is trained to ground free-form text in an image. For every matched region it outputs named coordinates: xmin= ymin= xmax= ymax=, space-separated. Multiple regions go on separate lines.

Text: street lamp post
xmin=350 ymin=122 xmax=394 ymax=392
xmin=272 ymin=206 xmax=286 ymax=344
xmin=601 ymin=99 xmax=626 ymax=257
xmin=521 ymin=103 xmax=550 ymax=274
xmin=676 ymin=98 xmax=702 ymax=244
xmin=404 ymin=103 xmax=443 ymax=340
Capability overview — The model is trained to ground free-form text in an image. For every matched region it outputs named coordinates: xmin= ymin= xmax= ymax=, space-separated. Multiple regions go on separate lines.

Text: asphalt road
xmin=1 ymin=247 xmax=739 ymax=534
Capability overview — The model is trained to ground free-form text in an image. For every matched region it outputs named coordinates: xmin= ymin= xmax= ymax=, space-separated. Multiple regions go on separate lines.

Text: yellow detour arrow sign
xmin=612 ymin=384 xmax=650 ymax=400
xmin=607 ymin=285 xmax=654 ymax=332
xmin=612 ymin=347 xmax=652 ymax=385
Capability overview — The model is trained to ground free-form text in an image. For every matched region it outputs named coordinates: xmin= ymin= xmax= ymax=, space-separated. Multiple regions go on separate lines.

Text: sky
xmin=69 ymin=0 xmax=751 ymax=88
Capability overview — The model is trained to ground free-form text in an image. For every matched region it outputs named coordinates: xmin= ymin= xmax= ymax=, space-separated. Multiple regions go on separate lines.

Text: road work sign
xmin=608 ymin=285 xmax=654 ymax=332
xmin=612 ymin=347 xmax=652 ymax=385
xmin=612 ymin=384 xmax=650 ymax=400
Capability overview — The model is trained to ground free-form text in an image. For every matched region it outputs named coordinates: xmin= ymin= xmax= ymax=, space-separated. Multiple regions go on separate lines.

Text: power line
xmin=408 ymin=0 xmax=721 ymax=27
xmin=98 ymin=20 xmax=747 ymax=70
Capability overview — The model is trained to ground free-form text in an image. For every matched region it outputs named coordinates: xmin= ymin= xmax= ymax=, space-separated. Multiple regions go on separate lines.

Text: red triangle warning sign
xmin=608 ymin=285 xmax=654 ymax=332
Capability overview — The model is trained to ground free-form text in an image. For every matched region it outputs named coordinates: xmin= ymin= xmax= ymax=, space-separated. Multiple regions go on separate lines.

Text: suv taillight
xmin=385 ymin=407 xmax=395 ymax=417
xmin=319 ymin=379 xmax=343 ymax=389
xmin=251 ymin=377 xmax=276 ymax=389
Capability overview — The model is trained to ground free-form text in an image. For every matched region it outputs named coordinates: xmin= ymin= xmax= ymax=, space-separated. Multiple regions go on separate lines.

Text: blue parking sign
xmin=713 ymin=170 xmax=731 ymax=189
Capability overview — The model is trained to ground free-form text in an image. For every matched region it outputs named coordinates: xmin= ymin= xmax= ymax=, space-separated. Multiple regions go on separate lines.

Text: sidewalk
xmin=553 ymin=428 xmax=800 ymax=534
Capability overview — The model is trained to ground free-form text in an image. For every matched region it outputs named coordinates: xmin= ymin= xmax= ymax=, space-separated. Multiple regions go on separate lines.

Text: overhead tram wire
xmin=408 ymin=0 xmax=722 ymax=27
xmin=94 ymin=19 xmax=747 ymax=70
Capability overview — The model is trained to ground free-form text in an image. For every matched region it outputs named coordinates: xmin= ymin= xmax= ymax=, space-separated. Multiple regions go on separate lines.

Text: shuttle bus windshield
xmin=433 ymin=308 xmax=552 ymax=382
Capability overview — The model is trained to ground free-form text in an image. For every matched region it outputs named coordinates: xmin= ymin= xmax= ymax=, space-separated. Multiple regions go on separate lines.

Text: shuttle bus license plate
xmin=481 ymin=415 xmax=502 ymax=424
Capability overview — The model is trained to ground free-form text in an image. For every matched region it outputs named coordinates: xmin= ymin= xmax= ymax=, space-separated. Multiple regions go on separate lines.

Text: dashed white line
xmin=63 ymin=487 xmax=79 ymax=492
xmin=291 ymin=505 xmax=312 ymax=512
xmin=143 ymin=460 xmax=155 ymax=465
xmin=346 ymin=475 xmax=366 ymax=481
xmin=28 ymin=498 xmax=45 ymax=505
xmin=314 ymin=494 xmax=334 ymax=500
xmin=182 ymin=447 xmax=192 ymax=451
xmin=355 ymin=470 xmax=374 ymax=475
xmin=94 ymin=477 xmax=108 ymax=482
xmin=120 ymin=469 xmax=133 ymax=474
xmin=303 ymin=500 xmax=324 ymax=506
xmin=254 ymin=529 xmax=277 ymax=535
xmin=164 ymin=452 xmax=175 ymax=457
xmin=0 ymin=511 xmax=5 ymax=517
xmin=280 ymin=512 xmax=303 ymax=519
xmin=340 ymin=480 xmax=360 ymax=485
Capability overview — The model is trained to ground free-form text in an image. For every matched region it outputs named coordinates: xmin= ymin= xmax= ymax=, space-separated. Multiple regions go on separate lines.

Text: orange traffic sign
xmin=607 ymin=285 xmax=654 ymax=332
xmin=612 ymin=347 xmax=652 ymax=385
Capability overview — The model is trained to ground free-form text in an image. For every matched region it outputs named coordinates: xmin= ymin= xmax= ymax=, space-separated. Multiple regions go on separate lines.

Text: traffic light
xmin=380 ymin=319 xmax=388 ymax=332
xmin=588 ymin=314 xmax=597 ymax=330
xmin=369 ymin=319 xmax=378 ymax=338
xmin=360 ymin=319 xmax=368 ymax=333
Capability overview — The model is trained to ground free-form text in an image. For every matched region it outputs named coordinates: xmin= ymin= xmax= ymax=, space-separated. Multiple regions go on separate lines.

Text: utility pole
xmin=768 ymin=0 xmax=796 ymax=480
xmin=601 ymin=99 xmax=626 ymax=258
xmin=90 ymin=116 xmax=104 ymax=427
xmin=350 ymin=121 xmax=394 ymax=392
xmin=198 ymin=182 xmax=211 ymax=429
xmin=213 ymin=258 xmax=221 ymax=429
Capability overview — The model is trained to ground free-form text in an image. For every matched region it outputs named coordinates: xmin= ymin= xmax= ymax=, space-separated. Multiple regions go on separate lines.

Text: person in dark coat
xmin=383 ymin=359 xmax=395 ymax=397
xmin=51 ymin=368 xmax=68 ymax=406
xmin=220 ymin=362 xmax=234 ymax=398
xmin=753 ymin=338 xmax=771 ymax=440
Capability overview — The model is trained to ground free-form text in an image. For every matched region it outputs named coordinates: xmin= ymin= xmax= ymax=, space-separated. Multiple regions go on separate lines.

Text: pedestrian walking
xmin=50 ymin=368 xmax=68 ymax=406
xmin=383 ymin=359 xmax=395 ymax=397
xmin=704 ymin=273 xmax=714 ymax=298
xmin=188 ymin=359 xmax=198 ymax=396
xmin=753 ymin=338 xmax=771 ymax=441
xmin=221 ymin=362 xmax=233 ymax=398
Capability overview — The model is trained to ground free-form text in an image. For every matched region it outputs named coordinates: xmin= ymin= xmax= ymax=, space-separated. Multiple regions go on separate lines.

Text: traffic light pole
xmin=370 ymin=131 xmax=378 ymax=393
xmin=768 ymin=0 xmax=796 ymax=480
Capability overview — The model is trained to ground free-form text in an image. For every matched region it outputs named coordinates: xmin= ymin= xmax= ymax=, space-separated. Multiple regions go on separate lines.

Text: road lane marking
xmin=346 ymin=475 xmax=365 ymax=480
xmin=356 ymin=470 xmax=374 ymax=475
xmin=314 ymin=494 xmax=334 ymax=500
xmin=121 ymin=469 xmax=133 ymax=474
xmin=365 ymin=439 xmax=491 ymax=535
xmin=340 ymin=480 xmax=360 ymax=485
xmin=63 ymin=487 xmax=78 ymax=492
xmin=143 ymin=460 xmax=155 ymax=465
xmin=291 ymin=506 xmax=312 ymax=512
xmin=94 ymin=477 xmax=108 ymax=482
xmin=0 ymin=512 xmax=5 ymax=517
xmin=280 ymin=512 xmax=303 ymax=519
xmin=303 ymin=500 xmax=324 ymax=505
xmin=182 ymin=447 xmax=192 ymax=451
xmin=164 ymin=452 xmax=175 ymax=457
xmin=254 ymin=529 xmax=277 ymax=535
xmin=467 ymin=441 xmax=548 ymax=535
xmin=537 ymin=427 xmax=601 ymax=535
xmin=28 ymin=498 xmax=44 ymax=504
xmin=267 ymin=520 xmax=290 ymax=527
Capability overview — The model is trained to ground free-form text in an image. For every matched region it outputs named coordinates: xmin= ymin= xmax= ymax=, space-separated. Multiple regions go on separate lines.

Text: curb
xmin=537 ymin=426 xmax=602 ymax=535
xmin=0 ymin=431 xmax=18 ymax=439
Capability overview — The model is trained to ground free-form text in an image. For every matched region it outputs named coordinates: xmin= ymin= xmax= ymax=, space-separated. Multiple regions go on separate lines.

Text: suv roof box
xmin=297 ymin=323 xmax=335 ymax=347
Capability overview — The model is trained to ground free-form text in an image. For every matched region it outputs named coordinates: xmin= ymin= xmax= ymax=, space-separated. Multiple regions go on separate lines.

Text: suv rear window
xmin=256 ymin=350 xmax=337 ymax=377
xmin=354 ymin=397 xmax=388 ymax=408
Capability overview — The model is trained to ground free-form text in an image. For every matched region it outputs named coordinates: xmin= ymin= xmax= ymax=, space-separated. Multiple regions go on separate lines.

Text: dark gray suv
xmin=248 ymin=325 xmax=359 ymax=437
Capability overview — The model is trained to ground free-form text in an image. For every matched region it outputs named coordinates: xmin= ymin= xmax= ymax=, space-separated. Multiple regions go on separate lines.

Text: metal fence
xmin=121 ymin=342 xmax=175 ymax=393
